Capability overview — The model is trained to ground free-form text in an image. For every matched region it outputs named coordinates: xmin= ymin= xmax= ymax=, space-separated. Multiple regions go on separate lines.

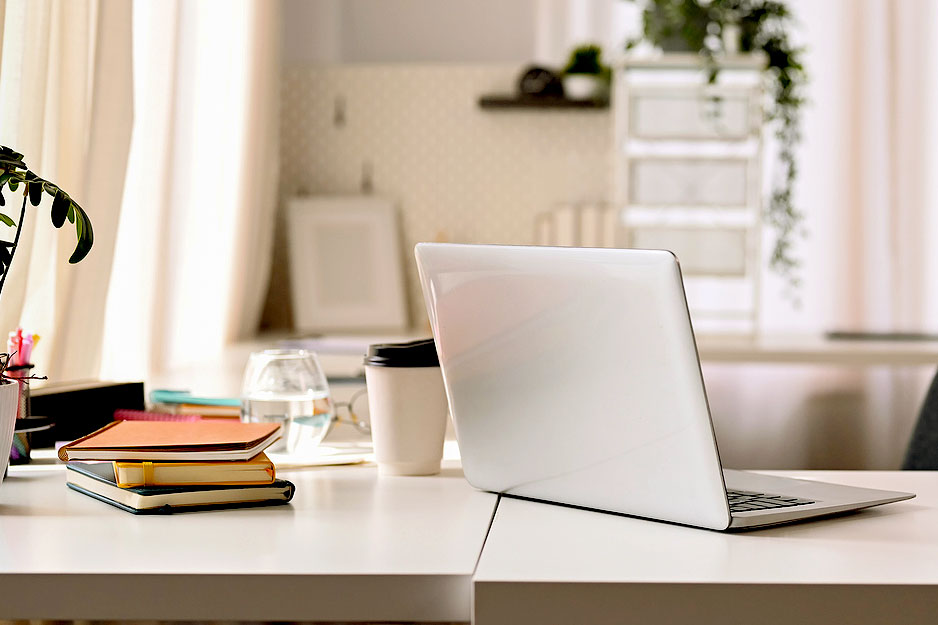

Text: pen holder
xmin=7 ymin=364 xmax=32 ymax=465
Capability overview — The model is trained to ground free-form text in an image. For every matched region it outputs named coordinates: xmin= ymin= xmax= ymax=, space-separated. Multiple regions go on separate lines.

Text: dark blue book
xmin=66 ymin=462 xmax=295 ymax=514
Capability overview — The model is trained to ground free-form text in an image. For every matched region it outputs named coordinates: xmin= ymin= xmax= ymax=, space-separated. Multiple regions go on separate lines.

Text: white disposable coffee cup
xmin=364 ymin=338 xmax=448 ymax=476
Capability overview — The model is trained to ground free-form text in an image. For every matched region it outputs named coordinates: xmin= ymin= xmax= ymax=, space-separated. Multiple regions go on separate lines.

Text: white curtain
xmin=706 ymin=0 xmax=938 ymax=470
xmin=837 ymin=0 xmax=938 ymax=331
xmin=532 ymin=0 xmax=637 ymax=66
xmin=0 ymin=0 xmax=133 ymax=381
xmin=100 ymin=0 xmax=280 ymax=380
xmin=755 ymin=0 xmax=938 ymax=333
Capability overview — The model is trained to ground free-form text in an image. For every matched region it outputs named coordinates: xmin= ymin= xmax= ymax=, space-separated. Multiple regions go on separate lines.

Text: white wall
xmin=282 ymin=0 xmax=636 ymax=67
xmin=283 ymin=0 xmax=538 ymax=64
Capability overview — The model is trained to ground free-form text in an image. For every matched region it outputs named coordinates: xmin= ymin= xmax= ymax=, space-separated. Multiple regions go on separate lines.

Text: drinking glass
xmin=240 ymin=349 xmax=335 ymax=455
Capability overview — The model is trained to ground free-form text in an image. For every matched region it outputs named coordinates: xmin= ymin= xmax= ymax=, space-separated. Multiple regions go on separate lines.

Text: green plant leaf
xmin=0 ymin=145 xmax=95 ymax=274
xmin=51 ymin=191 xmax=69 ymax=228
xmin=67 ymin=202 xmax=93 ymax=263
xmin=0 ymin=146 xmax=26 ymax=170
xmin=28 ymin=180 xmax=42 ymax=207
xmin=0 ymin=245 xmax=11 ymax=272
xmin=564 ymin=44 xmax=605 ymax=75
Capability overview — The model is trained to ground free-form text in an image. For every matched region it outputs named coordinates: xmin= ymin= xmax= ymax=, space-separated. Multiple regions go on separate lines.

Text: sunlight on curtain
xmin=0 ymin=0 xmax=58 ymax=364
xmin=100 ymin=0 xmax=280 ymax=381
xmin=97 ymin=0 xmax=177 ymax=380
xmin=0 ymin=0 xmax=132 ymax=381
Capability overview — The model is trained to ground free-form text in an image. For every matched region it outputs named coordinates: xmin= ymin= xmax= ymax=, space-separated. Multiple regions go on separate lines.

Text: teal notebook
xmin=148 ymin=389 xmax=241 ymax=407
xmin=66 ymin=462 xmax=295 ymax=514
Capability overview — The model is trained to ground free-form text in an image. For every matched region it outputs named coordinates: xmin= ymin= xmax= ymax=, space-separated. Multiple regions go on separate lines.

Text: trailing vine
xmin=626 ymin=0 xmax=806 ymax=301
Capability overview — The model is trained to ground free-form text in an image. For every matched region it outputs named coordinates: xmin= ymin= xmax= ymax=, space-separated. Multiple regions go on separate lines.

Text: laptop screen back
xmin=416 ymin=243 xmax=732 ymax=530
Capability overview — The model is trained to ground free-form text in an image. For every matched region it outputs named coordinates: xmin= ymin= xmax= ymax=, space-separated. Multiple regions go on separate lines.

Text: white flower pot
xmin=0 ymin=381 xmax=19 ymax=484
xmin=563 ymin=74 xmax=604 ymax=100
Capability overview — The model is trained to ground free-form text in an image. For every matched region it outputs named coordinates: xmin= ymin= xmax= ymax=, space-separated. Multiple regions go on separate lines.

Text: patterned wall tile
xmin=271 ymin=64 xmax=612 ymax=329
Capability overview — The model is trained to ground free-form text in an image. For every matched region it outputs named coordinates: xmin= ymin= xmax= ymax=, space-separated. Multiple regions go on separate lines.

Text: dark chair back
xmin=903 ymin=369 xmax=938 ymax=469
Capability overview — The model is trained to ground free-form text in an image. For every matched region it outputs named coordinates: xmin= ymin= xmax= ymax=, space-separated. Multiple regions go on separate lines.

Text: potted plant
xmin=626 ymin=0 xmax=806 ymax=301
xmin=0 ymin=145 xmax=93 ymax=481
xmin=562 ymin=44 xmax=612 ymax=101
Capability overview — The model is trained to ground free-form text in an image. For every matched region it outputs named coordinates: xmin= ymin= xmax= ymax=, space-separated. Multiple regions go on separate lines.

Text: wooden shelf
xmin=478 ymin=94 xmax=609 ymax=110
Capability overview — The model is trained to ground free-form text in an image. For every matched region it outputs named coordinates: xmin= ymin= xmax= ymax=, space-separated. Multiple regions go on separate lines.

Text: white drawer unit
xmin=628 ymin=227 xmax=750 ymax=277
xmin=629 ymin=89 xmax=756 ymax=140
xmin=615 ymin=55 xmax=765 ymax=335
xmin=629 ymin=158 xmax=750 ymax=207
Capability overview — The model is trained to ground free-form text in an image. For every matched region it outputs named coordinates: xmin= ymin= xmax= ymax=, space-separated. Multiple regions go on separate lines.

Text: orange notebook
xmin=58 ymin=420 xmax=282 ymax=462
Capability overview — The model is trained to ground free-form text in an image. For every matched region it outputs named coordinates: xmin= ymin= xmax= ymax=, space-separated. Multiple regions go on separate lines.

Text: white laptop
xmin=415 ymin=243 xmax=914 ymax=530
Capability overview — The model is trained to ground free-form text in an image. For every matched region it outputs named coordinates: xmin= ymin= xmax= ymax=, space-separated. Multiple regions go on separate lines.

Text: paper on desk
xmin=269 ymin=440 xmax=459 ymax=469
xmin=266 ymin=444 xmax=372 ymax=469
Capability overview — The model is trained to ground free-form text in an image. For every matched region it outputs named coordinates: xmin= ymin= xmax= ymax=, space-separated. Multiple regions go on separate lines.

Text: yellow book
xmin=149 ymin=402 xmax=241 ymax=418
xmin=113 ymin=452 xmax=276 ymax=488
xmin=177 ymin=403 xmax=241 ymax=418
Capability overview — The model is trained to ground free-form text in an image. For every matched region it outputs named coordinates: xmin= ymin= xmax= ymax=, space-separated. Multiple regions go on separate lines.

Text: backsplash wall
xmin=269 ymin=64 xmax=612 ymax=329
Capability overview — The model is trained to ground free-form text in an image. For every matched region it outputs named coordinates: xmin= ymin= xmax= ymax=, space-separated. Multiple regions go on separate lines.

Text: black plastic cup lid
xmin=365 ymin=338 xmax=439 ymax=367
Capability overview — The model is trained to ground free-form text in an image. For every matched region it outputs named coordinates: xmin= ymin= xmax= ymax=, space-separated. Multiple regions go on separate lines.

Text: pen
xmin=7 ymin=328 xmax=22 ymax=366
xmin=20 ymin=332 xmax=33 ymax=365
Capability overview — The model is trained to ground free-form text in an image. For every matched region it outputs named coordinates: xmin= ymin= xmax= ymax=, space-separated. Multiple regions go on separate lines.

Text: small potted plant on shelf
xmin=0 ymin=145 xmax=94 ymax=482
xmin=562 ymin=44 xmax=612 ymax=101
xmin=625 ymin=0 xmax=806 ymax=301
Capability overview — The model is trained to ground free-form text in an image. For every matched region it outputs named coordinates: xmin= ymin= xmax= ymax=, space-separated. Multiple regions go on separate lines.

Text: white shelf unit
xmin=614 ymin=55 xmax=765 ymax=335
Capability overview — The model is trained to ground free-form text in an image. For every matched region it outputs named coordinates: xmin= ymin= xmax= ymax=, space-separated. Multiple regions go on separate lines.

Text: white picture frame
xmin=287 ymin=196 xmax=408 ymax=332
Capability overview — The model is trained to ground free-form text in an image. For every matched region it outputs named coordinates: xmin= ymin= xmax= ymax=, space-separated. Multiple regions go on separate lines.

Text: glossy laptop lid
xmin=416 ymin=243 xmax=732 ymax=530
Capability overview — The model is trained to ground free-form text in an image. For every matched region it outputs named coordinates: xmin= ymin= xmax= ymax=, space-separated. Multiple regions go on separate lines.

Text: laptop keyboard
xmin=727 ymin=489 xmax=816 ymax=514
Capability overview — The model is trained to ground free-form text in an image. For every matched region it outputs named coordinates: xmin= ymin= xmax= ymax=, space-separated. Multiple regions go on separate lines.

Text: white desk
xmin=474 ymin=471 xmax=938 ymax=625
xmin=0 ymin=461 xmax=497 ymax=622
xmin=2 ymin=467 xmax=935 ymax=624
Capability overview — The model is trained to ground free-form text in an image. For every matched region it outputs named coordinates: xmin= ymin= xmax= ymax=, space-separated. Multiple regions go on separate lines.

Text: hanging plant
xmin=0 ymin=146 xmax=94 ymax=298
xmin=626 ymin=0 xmax=807 ymax=301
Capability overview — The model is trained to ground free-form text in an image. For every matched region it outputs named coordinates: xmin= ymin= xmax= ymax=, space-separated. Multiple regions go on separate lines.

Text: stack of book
xmin=58 ymin=420 xmax=294 ymax=514
xmin=148 ymin=389 xmax=241 ymax=419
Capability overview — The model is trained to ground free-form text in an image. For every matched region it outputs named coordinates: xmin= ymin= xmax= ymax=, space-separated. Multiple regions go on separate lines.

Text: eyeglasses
xmin=333 ymin=387 xmax=371 ymax=435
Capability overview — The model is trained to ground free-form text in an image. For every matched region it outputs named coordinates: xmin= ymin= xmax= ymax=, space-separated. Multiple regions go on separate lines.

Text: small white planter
xmin=563 ymin=74 xmax=605 ymax=100
xmin=0 ymin=381 xmax=19 ymax=485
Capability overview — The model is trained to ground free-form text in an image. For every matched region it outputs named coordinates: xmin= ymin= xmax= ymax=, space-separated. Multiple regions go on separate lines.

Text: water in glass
xmin=240 ymin=350 xmax=334 ymax=455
